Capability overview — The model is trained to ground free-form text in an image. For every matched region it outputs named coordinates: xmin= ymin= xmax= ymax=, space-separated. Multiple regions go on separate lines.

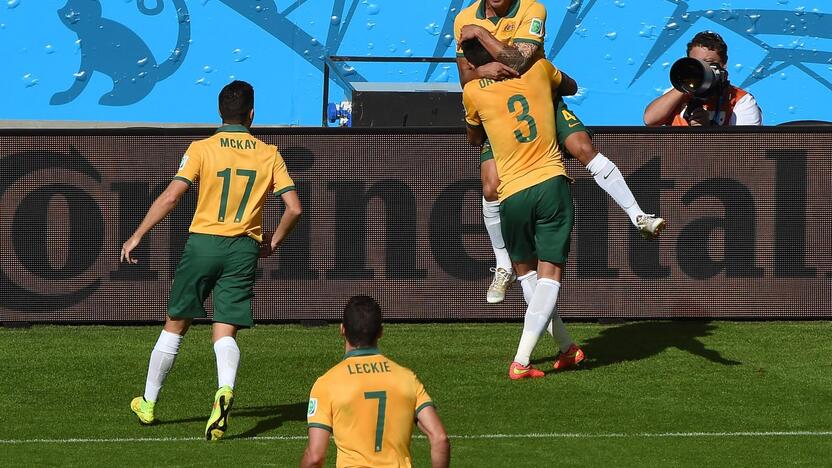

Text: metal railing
xmin=321 ymin=55 xmax=457 ymax=127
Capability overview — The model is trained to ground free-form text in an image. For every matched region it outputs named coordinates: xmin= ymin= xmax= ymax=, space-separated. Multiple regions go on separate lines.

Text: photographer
xmin=644 ymin=31 xmax=762 ymax=126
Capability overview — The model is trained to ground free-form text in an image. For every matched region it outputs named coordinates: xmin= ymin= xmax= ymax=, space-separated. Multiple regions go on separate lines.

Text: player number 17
xmin=216 ymin=168 xmax=257 ymax=223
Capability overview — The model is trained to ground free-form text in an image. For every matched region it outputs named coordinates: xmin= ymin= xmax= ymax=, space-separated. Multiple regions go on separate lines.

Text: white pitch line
xmin=1 ymin=431 xmax=831 ymax=445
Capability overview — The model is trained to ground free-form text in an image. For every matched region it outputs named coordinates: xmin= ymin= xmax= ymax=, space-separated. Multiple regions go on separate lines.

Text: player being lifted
xmin=122 ymin=81 xmax=302 ymax=440
xmin=454 ymin=0 xmax=665 ymax=304
xmin=301 ymin=295 xmax=450 ymax=468
xmin=462 ymin=36 xmax=581 ymax=379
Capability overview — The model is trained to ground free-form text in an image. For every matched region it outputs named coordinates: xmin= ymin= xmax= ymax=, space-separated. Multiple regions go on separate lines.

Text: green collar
xmin=342 ymin=347 xmax=381 ymax=360
xmin=476 ymin=0 xmax=520 ymax=20
xmin=215 ymin=124 xmax=250 ymax=134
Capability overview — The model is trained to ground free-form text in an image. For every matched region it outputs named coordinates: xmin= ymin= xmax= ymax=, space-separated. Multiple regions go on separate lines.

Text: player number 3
xmin=507 ymin=94 xmax=538 ymax=143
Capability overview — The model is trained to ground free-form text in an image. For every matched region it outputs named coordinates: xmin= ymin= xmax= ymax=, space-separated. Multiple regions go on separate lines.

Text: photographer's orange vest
xmin=672 ymin=86 xmax=749 ymax=126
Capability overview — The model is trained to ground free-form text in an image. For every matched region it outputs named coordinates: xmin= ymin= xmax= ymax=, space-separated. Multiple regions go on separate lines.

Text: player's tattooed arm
xmin=496 ymin=42 xmax=538 ymax=74
xmin=460 ymin=25 xmax=538 ymax=75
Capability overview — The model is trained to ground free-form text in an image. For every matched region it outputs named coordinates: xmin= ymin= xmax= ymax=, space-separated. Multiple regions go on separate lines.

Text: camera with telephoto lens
xmin=669 ymin=57 xmax=729 ymax=122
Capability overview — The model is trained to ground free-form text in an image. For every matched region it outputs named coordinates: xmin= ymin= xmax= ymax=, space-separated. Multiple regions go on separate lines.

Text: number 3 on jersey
xmin=216 ymin=168 xmax=257 ymax=222
xmin=508 ymin=94 xmax=537 ymax=143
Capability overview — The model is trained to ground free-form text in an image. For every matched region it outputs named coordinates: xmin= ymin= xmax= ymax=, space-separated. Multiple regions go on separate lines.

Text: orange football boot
xmin=553 ymin=344 xmax=585 ymax=370
xmin=509 ymin=361 xmax=545 ymax=380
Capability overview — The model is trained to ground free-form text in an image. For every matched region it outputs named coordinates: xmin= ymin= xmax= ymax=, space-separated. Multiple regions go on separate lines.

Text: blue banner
xmin=1 ymin=0 xmax=830 ymax=125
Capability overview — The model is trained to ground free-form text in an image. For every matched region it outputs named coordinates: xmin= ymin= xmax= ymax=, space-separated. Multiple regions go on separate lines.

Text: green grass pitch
xmin=2 ymin=322 xmax=831 ymax=467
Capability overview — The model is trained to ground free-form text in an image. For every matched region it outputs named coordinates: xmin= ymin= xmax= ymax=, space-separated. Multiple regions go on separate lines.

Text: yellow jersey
xmin=307 ymin=348 xmax=434 ymax=468
xmin=463 ymin=59 xmax=567 ymax=201
xmin=454 ymin=0 xmax=547 ymax=56
xmin=174 ymin=124 xmax=295 ymax=242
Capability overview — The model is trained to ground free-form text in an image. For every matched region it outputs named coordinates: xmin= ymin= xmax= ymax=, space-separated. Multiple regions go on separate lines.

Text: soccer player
xmin=461 ymin=38 xmax=582 ymax=379
xmin=122 ymin=81 xmax=302 ymax=440
xmin=454 ymin=0 xmax=665 ymax=304
xmin=301 ymin=295 xmax=450 ymax=468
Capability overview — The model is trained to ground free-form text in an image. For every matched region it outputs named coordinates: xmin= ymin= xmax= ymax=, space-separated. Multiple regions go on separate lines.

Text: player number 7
xmin=364 ymin=391 xmax=387 ymax=452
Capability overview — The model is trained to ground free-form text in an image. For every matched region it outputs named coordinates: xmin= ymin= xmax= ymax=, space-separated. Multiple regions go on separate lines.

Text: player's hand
xmin=260 ymin=241 xmax=281 ymax=258
xmin=259 ymin=235 xmax=283 ymax=258
xmin=687 ymin=107 xmax=711 ymax=126
xmin=120 ymin=236 xmax=141 ymax=264
xmin=476 ymin=62 xmax=519 ymax=81
xmin=258 ymin=232 xmax=273 ymax=258
xmin=460 ymin=24 xmax=487 ymax=41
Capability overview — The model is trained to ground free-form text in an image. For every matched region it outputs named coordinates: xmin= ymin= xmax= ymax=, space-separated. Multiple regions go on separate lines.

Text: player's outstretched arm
xmin=299 ymin=427 xmax=330 ymax=468
xmin=120 ymin=179 xmax=189 ymax=264
xmin=416 ymin=406 xmax=450 ymax=468
xmin=263 ymin=189 xmax=302 ymax=257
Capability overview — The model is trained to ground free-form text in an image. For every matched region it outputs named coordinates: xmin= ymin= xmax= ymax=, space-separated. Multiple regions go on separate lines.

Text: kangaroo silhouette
xmin=51 ymin=0 xmax=190 ymax=106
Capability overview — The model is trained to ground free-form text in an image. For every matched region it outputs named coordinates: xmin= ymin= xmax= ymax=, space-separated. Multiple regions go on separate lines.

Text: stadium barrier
xmin=0 ymin=127 xmax=829 ymax=322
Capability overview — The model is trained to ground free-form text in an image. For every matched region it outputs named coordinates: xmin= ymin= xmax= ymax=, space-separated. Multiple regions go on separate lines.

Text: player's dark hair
xmin=461 ymin=38 xmax=494 ymax=67
xmin=343 ymin=295 xmax=382 ymax=348
xmin=687 ymin=31 xmax=728 ymax=64
xmin=218 ymin=80 xmax=254 ymax=124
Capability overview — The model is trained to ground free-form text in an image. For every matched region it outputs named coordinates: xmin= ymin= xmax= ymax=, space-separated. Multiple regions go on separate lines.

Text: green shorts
xmin=168 ymin=233 xmax=260 ymax=328
xmin=555 ymin=98 xmax=589 ymax=148
xmin=479 ymin=99 xmax=589 ymax=163
xmin=499 ymin=176 xmax=574 ymax=264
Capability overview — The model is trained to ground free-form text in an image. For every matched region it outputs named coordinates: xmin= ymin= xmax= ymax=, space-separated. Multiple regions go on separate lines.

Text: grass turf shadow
xmin=531 ymin=321 xmax=742 ymax=371
xmin=156 ymin=402 xmax=308 ymax=438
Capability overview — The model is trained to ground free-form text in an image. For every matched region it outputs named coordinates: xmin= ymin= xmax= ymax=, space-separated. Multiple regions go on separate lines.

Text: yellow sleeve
xmin=307 ymin=378 xmax=333 ymax=432
xmin=512 ymin=2 xmax=547 ymax=47
xmin=272 ymin=149 xmax=296 ymax=196
xmin=174 ymin=143 xmax=201 ymax=185
xmin=541 ymin=60 xmax=563 ymax=92
xmin=413 ymin=374 xmax=434 ymax=417
xmin=463 ymin=89 xmax=482 ymax=127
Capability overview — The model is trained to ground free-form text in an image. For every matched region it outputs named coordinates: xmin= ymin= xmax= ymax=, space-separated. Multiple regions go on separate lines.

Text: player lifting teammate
xmin=462 ymin=36 xmax=583 ymax=379
xmin=454 ymin=0 xmax=666 ymax=304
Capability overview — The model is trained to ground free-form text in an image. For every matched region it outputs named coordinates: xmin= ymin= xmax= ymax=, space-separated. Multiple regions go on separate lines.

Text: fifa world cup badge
xmin=178 ymin=155 xmax=189 ymax=171
xmin=529 ymin=18 xmax=543 ymax=37
xmin=307 ymin=398 xmax=318 ymax=416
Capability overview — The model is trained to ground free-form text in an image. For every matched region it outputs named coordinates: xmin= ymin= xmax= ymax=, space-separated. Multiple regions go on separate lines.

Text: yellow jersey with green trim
xmin=174 ymin=124 xmax=295 ymax=242
xmin=454 ymin=0 xmax=547 ymax=56
xmin=307 ymin=348 xmax=434 ymax=468
xmin=463 ymin=59 xmax=567 ymax=201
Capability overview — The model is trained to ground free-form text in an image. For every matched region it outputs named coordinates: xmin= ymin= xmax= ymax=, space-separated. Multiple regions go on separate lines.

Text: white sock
xmin=518 ymin=271 xmax=537 ymax=305
xmin=513 ymin=278 xmax=561 ymax=366
xmin=547 ymin=310 xmax=574 ymax=353
xmin=144 ymin=330 xmax=183 ymax=402
xmin=585 ymin=153 xmax=644 ymax=226
xmin=518 ymin=271 xmax=571 ymax=353
xmin=482 ymin=197 xmax=513 ymax=271
xmin=214 ymin=336 xmax=240 ymax=389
